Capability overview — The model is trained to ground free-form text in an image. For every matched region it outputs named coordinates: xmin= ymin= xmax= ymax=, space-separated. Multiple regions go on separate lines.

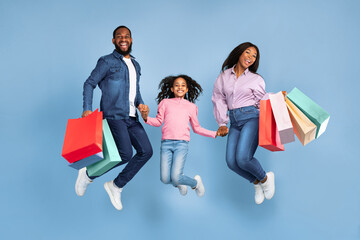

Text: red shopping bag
xmin=259 ymin=99 xmax=285 ymax=152
xmin=62 ymin=109 xmax=103 ymax=163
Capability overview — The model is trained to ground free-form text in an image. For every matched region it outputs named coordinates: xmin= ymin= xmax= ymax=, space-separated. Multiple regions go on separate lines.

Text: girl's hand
xmin=217 ymin=126 xmax=229 ymax=137
xmin=282 ymin=91 xmax=287 ymax=100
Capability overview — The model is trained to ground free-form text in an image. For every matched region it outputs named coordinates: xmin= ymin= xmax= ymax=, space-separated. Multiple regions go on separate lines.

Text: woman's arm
xmin=211 ymin=74 xmax=229 ymax=126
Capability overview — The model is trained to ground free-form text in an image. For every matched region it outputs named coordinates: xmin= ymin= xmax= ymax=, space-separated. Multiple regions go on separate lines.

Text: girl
xmin=212 ymin=42 xmax=275 ymax=205
xmin=143 ymin=75 xmax=218 ymax=197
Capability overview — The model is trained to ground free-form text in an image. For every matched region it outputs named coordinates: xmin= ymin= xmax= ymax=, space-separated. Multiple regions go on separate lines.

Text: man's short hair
xmin=113 ymin=25 xmax=132 ymax=39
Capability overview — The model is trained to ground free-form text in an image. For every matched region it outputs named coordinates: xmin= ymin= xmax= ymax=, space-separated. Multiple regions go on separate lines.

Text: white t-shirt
xmin=123 ymin=57 xmax=137 ymax=117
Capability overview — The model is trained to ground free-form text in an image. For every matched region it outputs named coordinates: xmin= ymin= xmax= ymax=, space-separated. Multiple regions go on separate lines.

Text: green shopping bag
xmin=87 ymin=119 xmax=121 ymax=177
xmin=287 ymin=87 xmax=330 ymax=138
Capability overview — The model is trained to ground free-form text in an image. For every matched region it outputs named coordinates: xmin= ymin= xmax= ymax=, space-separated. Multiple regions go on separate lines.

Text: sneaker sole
xmin=104 ymin=182 xmax=123 ymax=211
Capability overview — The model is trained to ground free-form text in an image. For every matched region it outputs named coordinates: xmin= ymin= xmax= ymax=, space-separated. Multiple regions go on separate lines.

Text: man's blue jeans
xmin=89 ymin=117 xmax=153 ymax=188
xmin=160 ymin=140 xmax=197 ymax=188
xmin=226 ymin=106 xmax=266 ymax=183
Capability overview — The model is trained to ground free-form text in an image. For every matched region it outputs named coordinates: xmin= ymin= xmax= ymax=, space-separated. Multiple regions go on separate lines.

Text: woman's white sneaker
xmin=261 ymin=172 xmax=275 ymax=200
xmin=75 ymin=167 xmax=93 ymax=197
xmin=104 ymin=180 xmax=123 ymax=210
xmin=254 ymin=183 xmax=265 ymax=204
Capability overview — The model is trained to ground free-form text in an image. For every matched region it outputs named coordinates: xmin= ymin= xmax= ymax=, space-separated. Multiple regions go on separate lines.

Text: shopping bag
xmin=68 ymin=152 xmax=104 ymax=170
xmin=285 ymin=98 xmax=317 ymax=146
xmin=269 ymin=92 xmax=295 ymax=144
xmin=259 ymin=99 xmax=285 ymax=151
xmin=86 ymin=119 xmax=122 ymax=177
xmin=287 ymin=87 xmax=330 ymax=138
xmin=62 ymin=109 xmax=103 ymax=163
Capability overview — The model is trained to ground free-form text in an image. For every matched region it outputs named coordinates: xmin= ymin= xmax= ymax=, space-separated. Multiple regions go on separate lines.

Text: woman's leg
xmin=235 ymin=118 xmax=266 ymax=182
xmin=226 ymin=125 xmax=258 ymax=182
xmin=171 ymin=141 xmax=197 ymax=188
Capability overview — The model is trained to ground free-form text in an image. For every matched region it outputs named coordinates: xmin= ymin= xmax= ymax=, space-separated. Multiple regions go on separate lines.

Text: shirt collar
xmin=231 ymin=66 xmax=249 ymax=76
xmin=112 ymin=49 xmax=135 ymax=60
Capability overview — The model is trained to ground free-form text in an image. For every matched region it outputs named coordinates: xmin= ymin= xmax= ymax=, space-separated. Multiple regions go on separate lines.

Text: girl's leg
xmin=235 ymin=118 xmax=266 ymax=182
xmin=226 ymin=125 xmax=258 ymax=182
xmin=160 ymin=141 xmax=174 ymax=185
xmin=171 ymin=141 xmax=197 ymax=188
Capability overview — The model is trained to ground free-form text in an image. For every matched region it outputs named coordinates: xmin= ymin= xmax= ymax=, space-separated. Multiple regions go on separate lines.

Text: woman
xmin=212 ymin=42 xmax=275 ymax=205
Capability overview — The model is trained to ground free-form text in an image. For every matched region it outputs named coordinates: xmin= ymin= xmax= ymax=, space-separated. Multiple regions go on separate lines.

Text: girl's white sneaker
xmin=177 ymin=185 xmax=188 ymax=196
xmin=194 ymin=175 xmax=205 ymax=197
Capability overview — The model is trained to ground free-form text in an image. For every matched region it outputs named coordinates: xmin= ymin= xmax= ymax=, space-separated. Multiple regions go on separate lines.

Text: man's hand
xmin=138 ymin=104 xmax=149 ymax=122
xmin=217 ymin=126 xmax=229 ymax=137
xmin=82 ymin=110 xmax=92 ymax=118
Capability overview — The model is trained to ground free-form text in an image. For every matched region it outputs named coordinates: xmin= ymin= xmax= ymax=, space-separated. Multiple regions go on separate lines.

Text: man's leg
xmin=113 ymin=118 xmax=153 ymax=188
xmin=87 ymin=118 xmax=134 ymax=180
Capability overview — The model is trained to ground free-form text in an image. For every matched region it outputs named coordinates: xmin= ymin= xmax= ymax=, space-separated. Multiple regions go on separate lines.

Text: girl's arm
xmin=211 ymin=74 xmax=228 ymax=126
xmin=189 ymin=106 xmax=217 ymax=138
xmin=145 ymin=100 xmax=166 ymax=127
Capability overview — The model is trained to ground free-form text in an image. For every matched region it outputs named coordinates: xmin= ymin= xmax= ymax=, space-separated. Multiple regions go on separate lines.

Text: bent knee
xmin=236 ymin=156 xmax=252 ymax=168
xmin=160 ymin=175 xmax=171 ymax=184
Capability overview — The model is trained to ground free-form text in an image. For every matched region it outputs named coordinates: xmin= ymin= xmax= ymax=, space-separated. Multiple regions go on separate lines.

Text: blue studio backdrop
xmin=1 ymin=0 xmax=359 ymax=239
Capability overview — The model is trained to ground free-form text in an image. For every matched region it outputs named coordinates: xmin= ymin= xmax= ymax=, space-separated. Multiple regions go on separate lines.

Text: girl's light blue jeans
xmin=226 ymin=106 xmax=266 ymax=183
xmin=160 ymin=140 xmax=197 ymax=188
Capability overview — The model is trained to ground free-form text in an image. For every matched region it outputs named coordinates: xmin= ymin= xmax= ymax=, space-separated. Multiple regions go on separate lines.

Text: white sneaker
xmin=177 ymin=185 xmax=187 ymax=196
xmin=75 ymin=167 xmax=92 ymax=197
xmin=261 ymin=172 xmax=275 ymax=200
xmin=104 ymin=180 xmax=123 ymax=210
xmin=193 ymin=175 xmax=205 ymax=197
xmin=254 ymin=183 xmax=265 ymax=204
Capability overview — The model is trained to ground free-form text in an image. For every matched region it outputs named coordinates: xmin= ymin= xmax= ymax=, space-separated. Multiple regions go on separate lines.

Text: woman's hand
xmin=217 ymin=126 xmax=229 ymax=137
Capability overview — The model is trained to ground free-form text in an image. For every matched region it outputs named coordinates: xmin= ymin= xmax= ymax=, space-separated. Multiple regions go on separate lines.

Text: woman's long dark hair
xmin=156 ymin=75 xmax=203 ymax=104
xmin=221 ymin=42 xmax=260 ymax=73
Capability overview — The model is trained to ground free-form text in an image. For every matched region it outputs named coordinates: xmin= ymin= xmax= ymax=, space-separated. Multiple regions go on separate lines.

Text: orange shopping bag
xmin=259 ymin=99 xmax=285 ymax=152
xmin=62 ymin=109 xmax=103 ymax=163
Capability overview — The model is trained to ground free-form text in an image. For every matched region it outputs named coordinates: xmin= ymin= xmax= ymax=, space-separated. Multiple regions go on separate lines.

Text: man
xmin=75 ymin=25 xmax=153 ymax=211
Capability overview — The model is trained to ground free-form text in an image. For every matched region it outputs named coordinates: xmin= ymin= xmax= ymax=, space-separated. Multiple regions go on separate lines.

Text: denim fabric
xmin=229 ymin=106 xmax=260 ymax=124
xmin=83 ymin=50 xmax=144 ymax=120
xmin=160 ymin=140 xmax=197 ymax=188
xmin=89 ymin=118 xmax=153 ymax=188
xmin=226 ymin=106 xmax=266 ymax=183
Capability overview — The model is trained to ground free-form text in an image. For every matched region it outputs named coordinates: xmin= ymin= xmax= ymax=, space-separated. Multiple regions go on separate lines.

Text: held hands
xmin=82 ymin=110 xmax=92 ymax=118
xmin=216 ymin=126 xmax=229 ymax=137
xmin=138 ymin=104 xmax=149 ymax=122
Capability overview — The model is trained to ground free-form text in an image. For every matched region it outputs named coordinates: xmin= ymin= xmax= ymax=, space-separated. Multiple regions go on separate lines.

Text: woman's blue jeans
xmin=226 ymin=106 xmax=266 ymax=183
xmin=160 ymin=140 xmax=197 ymax=188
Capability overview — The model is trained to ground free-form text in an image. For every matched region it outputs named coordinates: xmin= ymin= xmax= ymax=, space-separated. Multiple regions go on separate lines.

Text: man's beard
xmin=115 ymin=42 xmax=132 ymax=56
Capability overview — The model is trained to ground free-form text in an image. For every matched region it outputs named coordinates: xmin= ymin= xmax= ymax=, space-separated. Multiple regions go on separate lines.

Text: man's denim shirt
xmin=83 ymin=50 xmax=144 ymax=120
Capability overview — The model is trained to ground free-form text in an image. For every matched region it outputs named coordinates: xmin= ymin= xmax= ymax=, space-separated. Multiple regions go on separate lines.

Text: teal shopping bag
xmin=86 ymin=119 xmax=122 ymax=177
xmin=287 ymin=88 xmax=330 ymax=138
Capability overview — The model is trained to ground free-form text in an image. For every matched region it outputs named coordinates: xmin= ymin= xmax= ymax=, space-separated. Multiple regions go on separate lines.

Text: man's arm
xmin=82 ymin=58 xmax=108 ymax=117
